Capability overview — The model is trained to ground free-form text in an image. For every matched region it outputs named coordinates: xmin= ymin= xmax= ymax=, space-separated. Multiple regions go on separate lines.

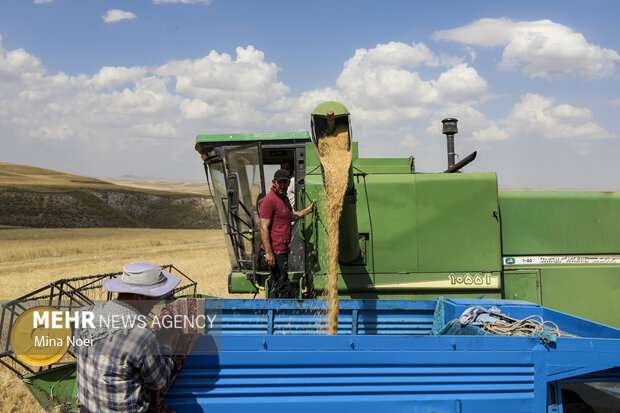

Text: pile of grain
xmin=317 ymin=125 xmax=351 ymax=335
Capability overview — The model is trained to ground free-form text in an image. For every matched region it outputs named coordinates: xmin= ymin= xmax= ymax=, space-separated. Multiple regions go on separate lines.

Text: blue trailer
xmin=4 ymin=294 xmax=620 ymax=412
xmin=162 ymin=297 xmax=620 ymax=412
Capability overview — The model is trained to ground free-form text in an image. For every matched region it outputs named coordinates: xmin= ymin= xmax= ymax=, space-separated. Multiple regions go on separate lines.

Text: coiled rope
xmin=480 ymin=313 xmax=578 ymax=338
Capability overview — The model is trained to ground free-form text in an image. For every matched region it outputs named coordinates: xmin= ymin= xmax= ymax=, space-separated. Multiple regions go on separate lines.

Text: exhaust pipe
xmin=441 ymin=118 xmax=458 ymax=169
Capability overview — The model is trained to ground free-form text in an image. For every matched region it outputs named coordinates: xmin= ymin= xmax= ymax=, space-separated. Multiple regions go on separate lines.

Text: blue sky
xmin=1 ymin=0 xmax=619 ymax=190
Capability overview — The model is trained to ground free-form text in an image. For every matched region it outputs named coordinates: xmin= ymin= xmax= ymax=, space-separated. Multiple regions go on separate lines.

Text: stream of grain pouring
xmin=317 ymin=124 xmax=351 ymax=335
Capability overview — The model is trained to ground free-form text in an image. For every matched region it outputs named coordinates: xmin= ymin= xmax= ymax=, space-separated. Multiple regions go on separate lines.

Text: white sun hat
xmin=102 ymin=262 xmax=181 ymax=297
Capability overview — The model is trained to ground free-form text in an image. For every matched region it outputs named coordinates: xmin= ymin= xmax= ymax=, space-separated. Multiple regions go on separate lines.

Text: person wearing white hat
xmin=75 ymin=262 xmax=181 ymax=413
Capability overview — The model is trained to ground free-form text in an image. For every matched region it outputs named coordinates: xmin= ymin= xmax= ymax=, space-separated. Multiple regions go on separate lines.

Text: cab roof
xmin=196 ymin=131 xmax=310 ymax=144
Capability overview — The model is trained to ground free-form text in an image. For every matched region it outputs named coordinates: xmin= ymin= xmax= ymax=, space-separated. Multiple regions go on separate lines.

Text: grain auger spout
xmin=310 ymin=101 xmax=361 ymax=264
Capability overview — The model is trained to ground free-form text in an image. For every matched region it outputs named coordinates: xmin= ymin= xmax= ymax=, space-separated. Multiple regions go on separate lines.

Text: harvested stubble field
xmin=0 ymin=227 xmax=237 ymax=413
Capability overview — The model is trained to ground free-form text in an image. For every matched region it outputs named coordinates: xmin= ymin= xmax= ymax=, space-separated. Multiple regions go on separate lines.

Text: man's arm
xmin=138 ymin=332 xmax=174 ymax=392
xmin=260 ymin=217 xmax=275 ymax=267
xmin=291 ymin=201 xmax=315 ymax=221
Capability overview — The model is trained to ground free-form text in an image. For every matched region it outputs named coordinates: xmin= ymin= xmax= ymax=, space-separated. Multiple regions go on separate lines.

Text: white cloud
xmin=154 ymin=0 xmax=211 ymax=4
xmin=102 ymin=9 xmax=137 ymax=24
xmin=435 ymin=64 xmax=488 ymax=102
xmin=433 ymin=18 xmax=515 ymax=47
xmin=0 ymin=37 xmax=487 ymax=157
xmin=570 ymin=141 xmax=592 ymax=155
xmin=87 ymin=66 xmax=147 ymax=90
xmin=465 ymin=46 xmax=476 ymax=62
xmin=0 ymin=35 xmax=614 ymax=181
xmin=0 ymin=42 xmax=45 ymax=82
xmin=549 ymin=103 xmax=592 ymax=122
xmin=469 ymin=93 xmax=615 ymax=143
xmin=433 ymin=18 xmax=620 ymax=79
xmin=29 ymin=124 xmax=74 ymax=140
xmin=336 ymin=41 xmax=487 ymax=111
xmin=180 ymin=98 xmax=212 ymax=119
xmin=131 ymin=122 xmax=179 ymax=138
xmin=471 ymin=124 xmax=513 ymax=142
xmin=509 ymin=94 xmax=612 ymax=139
xmin=34 ymin=0 xmax=53 ymax=4
xmin=155 ymin=46 xmax=289 ymax=106
xmin=356 ymin=41 xmax=439 ymax=68
xmin=399 ymin=133 xmax=421 ymax=148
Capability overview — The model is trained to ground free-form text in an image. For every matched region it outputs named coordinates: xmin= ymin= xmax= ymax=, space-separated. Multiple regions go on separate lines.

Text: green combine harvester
xmin=195 ymin=100 xmax=620 ymax=328
xmin=2 ymin=101 xmax=619 ymax=413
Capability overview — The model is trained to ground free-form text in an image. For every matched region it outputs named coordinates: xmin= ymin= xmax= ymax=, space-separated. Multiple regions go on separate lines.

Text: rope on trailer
xmin=480 ymin=313 xmax=578 ymax=339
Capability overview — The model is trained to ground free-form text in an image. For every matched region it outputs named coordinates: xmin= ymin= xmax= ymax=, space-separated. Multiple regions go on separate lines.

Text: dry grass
xmin=0 ymin=228 xmax=232 ymax=298
xmin=102 ymin=178 xmax=211 ymax=196
xmin=0 ymin=162 xmax=194 ymax=197
xmin=0 ymin=227 xmax=237 ymax=413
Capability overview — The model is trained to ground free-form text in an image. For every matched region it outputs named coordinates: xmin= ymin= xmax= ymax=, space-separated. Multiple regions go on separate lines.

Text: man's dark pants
xmin=268 ymin=253 xmax=291 ymax=298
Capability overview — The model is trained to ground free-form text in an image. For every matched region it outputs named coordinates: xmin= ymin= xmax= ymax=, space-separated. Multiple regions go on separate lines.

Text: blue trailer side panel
xmin=167 ymin=335 xmax=545 ymax=412
xmin=164 ymin=299 xmax=620 ymax=412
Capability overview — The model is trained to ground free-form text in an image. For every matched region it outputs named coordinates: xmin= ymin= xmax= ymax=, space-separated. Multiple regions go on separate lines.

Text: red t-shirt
xmin=259 ymin=186 xmax=292 ymax=253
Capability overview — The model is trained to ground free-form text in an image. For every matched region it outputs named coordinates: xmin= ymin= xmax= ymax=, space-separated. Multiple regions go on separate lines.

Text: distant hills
xmin=0 ymin=162 xmax=219 ymax=229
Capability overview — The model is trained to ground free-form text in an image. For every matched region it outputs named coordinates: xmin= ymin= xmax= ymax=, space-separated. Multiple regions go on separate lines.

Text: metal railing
xmin=0 ymin=264 xmax=196 ymax=376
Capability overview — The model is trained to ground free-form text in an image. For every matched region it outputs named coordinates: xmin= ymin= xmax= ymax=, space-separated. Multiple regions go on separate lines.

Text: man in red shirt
xmin=260 ymin=169 xmax=315 ymax=298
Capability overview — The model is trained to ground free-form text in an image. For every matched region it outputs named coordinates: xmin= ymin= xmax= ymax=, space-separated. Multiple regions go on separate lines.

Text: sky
xmin=0 ymin=0 xmax=619 ymax=190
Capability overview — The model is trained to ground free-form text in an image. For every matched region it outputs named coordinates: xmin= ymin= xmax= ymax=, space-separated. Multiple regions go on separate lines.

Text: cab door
xmin=223 ymin=143 xmax=265 ymax=272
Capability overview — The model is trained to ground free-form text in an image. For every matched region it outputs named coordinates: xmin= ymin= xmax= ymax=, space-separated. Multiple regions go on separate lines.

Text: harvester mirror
xmin=227 ymin=173 xmax=240 ymax=213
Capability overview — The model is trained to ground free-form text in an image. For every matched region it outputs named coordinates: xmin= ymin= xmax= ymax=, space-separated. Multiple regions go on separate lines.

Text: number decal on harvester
xmin=449 ymin=273 xmax=492 ymax=286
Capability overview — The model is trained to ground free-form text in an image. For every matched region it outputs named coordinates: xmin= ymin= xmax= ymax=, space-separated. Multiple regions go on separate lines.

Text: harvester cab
xmin=195 ymin=130 xmax=312 ymax=294
xmin=195 ymin=101 xmax=366 ymax=297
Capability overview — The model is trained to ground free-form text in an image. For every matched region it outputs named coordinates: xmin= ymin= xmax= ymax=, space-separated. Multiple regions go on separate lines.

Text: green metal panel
xmin=229 ymin=271 xmax=304 ymax=295
xmin=503 ymin=270 xmax=541 ymax=304
xmin=539 ymin=265 xmax=619 ymax=328
xmin=22 ymin=363 xmax=78 ymax=412
xmin=196 ymin=131 xmax=310 ymax=144
xmin=361 ymin=174 xmax=418 ymax=273
xmin=415 ymin=173 xmax=502 ymax=273
xmin=229 ymin=271 xmax=259 ymax=293
xmin=312 ymin=101 xmax=349 ymax=117
xmin=351 ymin=142 xmax=358 ymax=160
xmin=306 ymin=172 xmax=419 ymax=276
xmin=499 ymin=191 xmax=620 ymax=255
xmin=305 ymin=141 xmax=321 ymax=173
xmin=304 ymin=166 xmax=503 ymax=293
xmin=501 ymin=264 xmax=620 ymax=328
xmin=304 ymin=174 xmax=331 ymax=275
xmin=352 ymin=158 xmax=412 ymax=174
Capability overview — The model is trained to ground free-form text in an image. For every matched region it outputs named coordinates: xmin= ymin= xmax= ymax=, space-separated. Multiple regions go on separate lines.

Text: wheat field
xmin=0 ymin=227 xmax=238 ymax=413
